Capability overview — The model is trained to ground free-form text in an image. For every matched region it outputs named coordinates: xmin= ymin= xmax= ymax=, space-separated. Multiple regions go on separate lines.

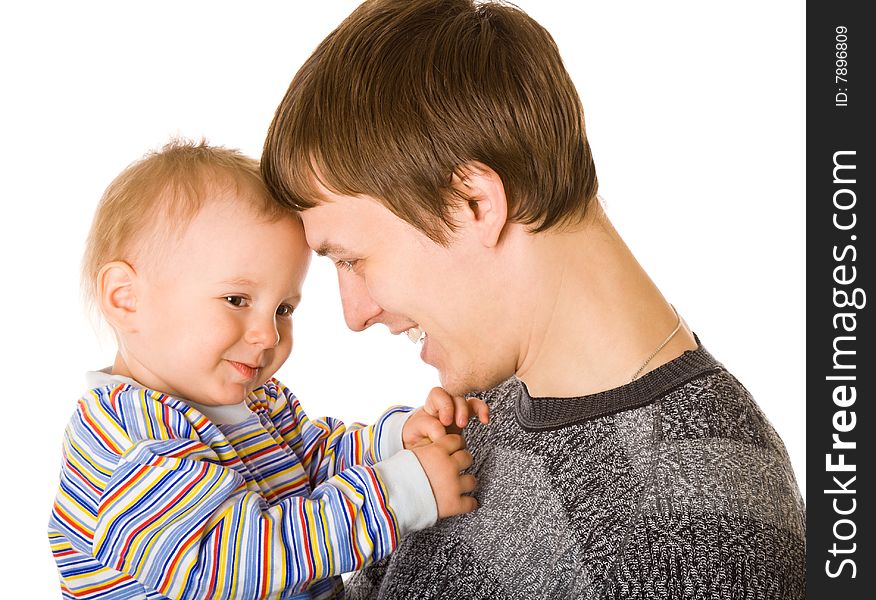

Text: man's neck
xmin=514 ymin=210 xmax=697 ymax=398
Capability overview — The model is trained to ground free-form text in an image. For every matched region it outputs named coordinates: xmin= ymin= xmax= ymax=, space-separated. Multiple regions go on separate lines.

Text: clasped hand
xmin=401 ymin=388 xmax=489 ymax=518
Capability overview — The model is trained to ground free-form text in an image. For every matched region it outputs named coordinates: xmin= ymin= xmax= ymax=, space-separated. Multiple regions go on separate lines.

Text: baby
xmin=48 ymin=140 xmax=486 ymax=599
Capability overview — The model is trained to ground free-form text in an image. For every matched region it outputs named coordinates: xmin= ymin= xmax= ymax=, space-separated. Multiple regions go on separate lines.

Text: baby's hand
xmin=425 ymin=387 xmax=490 ymax=430
xmin=402 ymin=387 xmax=489 ymax=448
xmin=410 ymin=434 xmax=477 ymax=518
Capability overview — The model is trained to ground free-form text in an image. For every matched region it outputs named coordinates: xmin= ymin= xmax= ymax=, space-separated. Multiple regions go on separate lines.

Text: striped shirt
xmin=48 ymin=375 xmax=431 ymax=599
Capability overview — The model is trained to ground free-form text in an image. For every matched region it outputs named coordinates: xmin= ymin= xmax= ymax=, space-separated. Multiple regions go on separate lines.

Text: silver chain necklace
xmin=630 ymin=306 xmax=682 ymax=382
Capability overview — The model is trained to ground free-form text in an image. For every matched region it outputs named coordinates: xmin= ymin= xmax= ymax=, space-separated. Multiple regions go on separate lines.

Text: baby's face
xmin=122 ymin=191 xmax=310 ymax=405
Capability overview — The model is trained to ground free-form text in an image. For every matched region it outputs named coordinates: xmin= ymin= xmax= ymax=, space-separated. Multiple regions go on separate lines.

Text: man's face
xmin=300 ymin=188 xmax=518 ymax=397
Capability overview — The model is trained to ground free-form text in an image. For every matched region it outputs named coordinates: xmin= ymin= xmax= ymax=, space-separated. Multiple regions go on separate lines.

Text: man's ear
xmin=98 ymin=261 xmax=139 ymax=332
xmin=451 ymin=162 xmax=508 ymax=248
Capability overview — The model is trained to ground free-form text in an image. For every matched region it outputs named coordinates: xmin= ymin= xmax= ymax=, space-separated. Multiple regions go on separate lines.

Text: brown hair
xmin=82 ymin=138 xmax=286 ymax=309
xmin=262 ymin=0 xmax=599 ymax=244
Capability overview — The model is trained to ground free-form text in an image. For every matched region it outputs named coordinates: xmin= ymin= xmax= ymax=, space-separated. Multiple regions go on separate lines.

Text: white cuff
xmin=373 ymin=449 xmax=437 ymax=535
xmin=376 ymin=409 xmax=413 ymax=460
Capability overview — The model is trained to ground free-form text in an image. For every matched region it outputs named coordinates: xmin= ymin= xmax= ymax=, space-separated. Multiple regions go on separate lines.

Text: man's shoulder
xmin=642 ymin=367 xmax=805 ymax=555
xmin=614 ymin=477 xmax=805 ymax=598
xmin=657 ymin=366 xmax=781 ymax=447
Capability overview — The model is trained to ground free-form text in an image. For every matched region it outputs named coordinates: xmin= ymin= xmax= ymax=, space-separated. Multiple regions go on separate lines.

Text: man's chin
xmin=439 ymin=368 xmax=508 ymax=398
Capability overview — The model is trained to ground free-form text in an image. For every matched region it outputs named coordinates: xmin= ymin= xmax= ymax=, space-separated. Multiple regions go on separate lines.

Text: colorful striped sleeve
xmin=258 ymin=380 xmax=412 ymax=487
xmin=51 ymin=385 xmax=402 ymax=599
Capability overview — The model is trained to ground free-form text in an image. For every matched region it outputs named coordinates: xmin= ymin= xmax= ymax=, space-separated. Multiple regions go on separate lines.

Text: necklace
xmin=630 ymin=306 xmax=682 ymax=382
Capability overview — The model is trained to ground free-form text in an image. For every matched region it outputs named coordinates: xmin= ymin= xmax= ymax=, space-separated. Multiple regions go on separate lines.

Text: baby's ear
xmin=98 ymin=261 xmax=139 ymax=332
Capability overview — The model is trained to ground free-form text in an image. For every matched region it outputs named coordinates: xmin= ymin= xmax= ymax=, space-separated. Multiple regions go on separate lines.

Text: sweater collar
xmin=515 ymin=338 xmax=721 ymax=431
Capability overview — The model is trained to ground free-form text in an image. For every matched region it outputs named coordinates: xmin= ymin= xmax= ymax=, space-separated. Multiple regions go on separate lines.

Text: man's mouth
xmin=405 ymin=326 xmax=426 ymax=344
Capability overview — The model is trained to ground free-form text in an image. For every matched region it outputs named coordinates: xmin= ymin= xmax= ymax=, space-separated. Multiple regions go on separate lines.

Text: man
xmin=262 ymin=0 xmax=805 ymax=597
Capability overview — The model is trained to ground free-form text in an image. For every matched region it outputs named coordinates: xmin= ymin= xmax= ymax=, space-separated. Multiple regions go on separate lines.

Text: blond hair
xmin=263 ymin=0 xmax=598 ymax=244
xmin=82 ymin=139 xmax=287 ymax=311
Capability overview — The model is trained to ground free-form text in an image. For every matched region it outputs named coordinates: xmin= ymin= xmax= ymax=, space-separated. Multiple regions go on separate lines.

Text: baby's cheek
xmin=277 ymin=322 xmax=294 ymax=361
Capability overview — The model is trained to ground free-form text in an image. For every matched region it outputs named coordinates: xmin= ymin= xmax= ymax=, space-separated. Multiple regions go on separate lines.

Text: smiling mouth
xmin=405 ymin=326 xmax=426 ymax=344
xmin=228 ymin=360 xmax=261 ymax=380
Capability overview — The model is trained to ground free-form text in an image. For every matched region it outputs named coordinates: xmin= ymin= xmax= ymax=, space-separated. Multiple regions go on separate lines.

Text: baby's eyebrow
xmin=221 ymin=278 xmax=257 ymax=287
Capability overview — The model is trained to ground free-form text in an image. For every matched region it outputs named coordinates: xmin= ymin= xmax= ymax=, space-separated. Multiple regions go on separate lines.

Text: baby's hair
xmin=82 ymin=138 xmax=289 ymax=314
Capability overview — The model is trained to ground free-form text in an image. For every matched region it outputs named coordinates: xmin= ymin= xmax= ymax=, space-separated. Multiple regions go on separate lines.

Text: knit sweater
xmin=48 ymin=375 xmax=435 ymax=599
xmin=348 ymin=342 xmax=806 ymax=599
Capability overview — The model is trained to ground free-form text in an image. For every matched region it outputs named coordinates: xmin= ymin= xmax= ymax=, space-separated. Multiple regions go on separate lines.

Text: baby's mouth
xmin=229 ymin=360 xmax=260 ymax=380
xmin=405 ymin=326 xmax=426 ymax=344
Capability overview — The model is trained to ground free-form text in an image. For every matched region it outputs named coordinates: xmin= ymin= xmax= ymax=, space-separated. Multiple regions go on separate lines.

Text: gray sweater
xmin=348 ymin=342 xmax=805 ymax=599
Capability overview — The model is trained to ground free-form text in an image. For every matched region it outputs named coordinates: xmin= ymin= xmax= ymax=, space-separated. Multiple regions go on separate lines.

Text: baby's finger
xmin=453 ymin=395 xmax=470 ymax=428
xmin=423 ymin=416 xmax=446 ymax=442
xmin=466 ymin=397 xmax=490 ymax=424
xmin=459 ymin=474 xmax=477 ymax=494
xmin=426 ymin=387 xmax=455 ymax=426
xmin=451 ymin=448 xmax=473 ymax=471
xmin=457 ymin=495 xmax=479 ymax=514
xmin=436 ymin=433 xmax=466 ymax=453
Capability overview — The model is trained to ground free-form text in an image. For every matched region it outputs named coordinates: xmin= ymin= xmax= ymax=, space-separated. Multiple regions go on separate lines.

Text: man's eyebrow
xmin=314 ymin=242 xmax=350 ymax=257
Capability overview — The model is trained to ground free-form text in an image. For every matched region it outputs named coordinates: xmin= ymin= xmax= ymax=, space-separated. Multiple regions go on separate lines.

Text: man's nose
xmin=245 ymin=312 xmax=280 ymax=348
xmin=337 ymin=269 xmax=383 ymax=332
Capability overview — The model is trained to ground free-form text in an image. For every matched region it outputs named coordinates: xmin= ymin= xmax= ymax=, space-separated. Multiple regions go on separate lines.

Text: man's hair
xmin=82 ymin=139 xmax=286 ymax=309
xmin=262 ymin=0 xmax=599 ymax=244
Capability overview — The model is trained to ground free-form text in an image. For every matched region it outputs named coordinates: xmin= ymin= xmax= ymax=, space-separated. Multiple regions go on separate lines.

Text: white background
xmin=0 ymin=1 xmax=804 ymax=594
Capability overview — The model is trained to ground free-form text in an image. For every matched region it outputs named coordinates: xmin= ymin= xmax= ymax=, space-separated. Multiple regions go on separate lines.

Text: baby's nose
xmin=245 ymin=315 xmax=280 ymax=347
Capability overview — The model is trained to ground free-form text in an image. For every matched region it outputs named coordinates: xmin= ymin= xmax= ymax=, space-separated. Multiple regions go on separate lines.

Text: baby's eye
xmin=276 ymin=304 xmax=295 ymax=318
xmin=224 ymin=295 xmax=249 ymax=308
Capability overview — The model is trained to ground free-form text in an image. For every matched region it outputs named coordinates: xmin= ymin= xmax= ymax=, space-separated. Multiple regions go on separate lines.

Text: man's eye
xmin=224 ymin=296 xmax=248 ymax=307
xmin=335 ymin=259 xmax=358 ymax=272
xmin=276 ymin=304 xmax=295 ymax=318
